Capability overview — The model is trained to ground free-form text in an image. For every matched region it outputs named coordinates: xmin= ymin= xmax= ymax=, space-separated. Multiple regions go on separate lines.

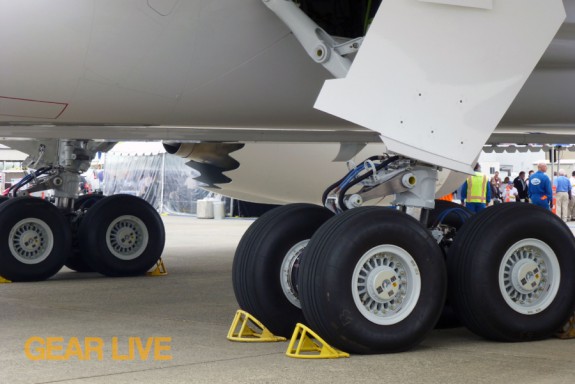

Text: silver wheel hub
xmin=106 ymin=215 xmax=149 ymax=261
xmin=511 ymin=259 xmax=542 ymax=294
xmin=499 ymin=239 xmax=560 ymax=315
xmin=9 ymin=218 xmax=54 ymax=265
xmin=352 ymin=245 xmax=421 ymax=325
xmin=280 ymin=240 xmax=308 ymax=309
xmin=367 ymin=267 xmax=401 ymax=301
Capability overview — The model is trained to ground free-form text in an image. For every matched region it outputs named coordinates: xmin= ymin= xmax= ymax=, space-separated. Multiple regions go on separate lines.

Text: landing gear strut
xmin=0 ymin=139 xmax=165 ymax=281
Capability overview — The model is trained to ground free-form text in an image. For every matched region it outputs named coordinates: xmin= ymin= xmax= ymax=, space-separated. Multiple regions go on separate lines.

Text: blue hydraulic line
xmin=337 ymin=155 xmax=400 ymax=212
xmin=339 ymin=163 xmax=366 ymax=190
xmin=322 ymin=155 xmax=399 ymax=211
xmin=6 ymin=167 xmax=53 ymax=197
xmin=434 ymin=207 xmax=472 ymax=227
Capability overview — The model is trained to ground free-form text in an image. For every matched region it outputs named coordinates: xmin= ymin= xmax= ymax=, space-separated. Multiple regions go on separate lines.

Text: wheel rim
xmin=105 ymin=215 xmax=149 ymax=261
xmin=499 ymin=238 xmax=560 ymax=315
xmin=352 ymin=244 xmax=421 ymax=325
xmin=9 ymin=218 xmax=54 ymax=265
xmin=279 ymin=240 xmax=308 ymax=309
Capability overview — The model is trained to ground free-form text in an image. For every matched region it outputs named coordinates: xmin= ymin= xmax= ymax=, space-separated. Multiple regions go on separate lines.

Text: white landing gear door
xmin=314 ymin=0 xmax=565 ymax=174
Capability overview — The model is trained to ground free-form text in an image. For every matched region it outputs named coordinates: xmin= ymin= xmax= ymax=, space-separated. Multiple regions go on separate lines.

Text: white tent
xmin=98 ymin=142 xmax=212 ymax=215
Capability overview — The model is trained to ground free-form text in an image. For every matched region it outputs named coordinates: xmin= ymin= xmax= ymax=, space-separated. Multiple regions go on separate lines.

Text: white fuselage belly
xmin=0 ymin=0 xmax=339 ymax=128
xmin=0 ymin=0 xmax=573 ymax=131
xmin=0 ymin=1 xmax=573 ymax=204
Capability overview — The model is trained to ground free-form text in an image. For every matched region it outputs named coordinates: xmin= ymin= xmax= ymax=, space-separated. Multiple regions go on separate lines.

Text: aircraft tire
xmin=427 ymin=200 xmax=472 ymax=328
xmin=232 ymin=203 xmax=334 ymax=337
xmin=447 ymin=203 xmax=575 ymax=341
xmin=299 ymin=207 xmax=447 ymax=354
xmin=78 ymin=195 xmax=165 ymax=277
xmin=64 ymin=253 xmax=93 ymax=273
xmin=65 ymin=194 xmax=106 ymax=273
xmin=0 ymin=197 xmax=71 ymax=281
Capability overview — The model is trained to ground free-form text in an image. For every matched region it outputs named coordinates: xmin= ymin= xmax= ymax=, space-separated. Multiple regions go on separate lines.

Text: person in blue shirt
xmin=555 ymin=169 xmax=571 ymax=221
xmin=529 ymin=162 xmax=553 ymax=210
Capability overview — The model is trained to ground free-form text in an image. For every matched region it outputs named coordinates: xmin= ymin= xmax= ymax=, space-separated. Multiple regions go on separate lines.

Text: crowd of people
xmin=456 ymin=162 xmax=575 ymax=222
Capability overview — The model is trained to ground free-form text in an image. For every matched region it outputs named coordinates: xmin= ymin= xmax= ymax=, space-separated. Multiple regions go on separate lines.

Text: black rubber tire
xmin=65 ymin=194 xmax=107 ymax=273
xmin=447 ymin=203 xmax=575 ymax=341
xmin=0 ymin=197 xmax=71 ymax=281
xmin=78 ymin=194 xmax=165 ymax=277
xmin=0 ymin=196 xmax=9 ymax=205
xmin=299 ymin=207 xmax=447 ymax=354
xmin=428 ymin=200 xmax=472 ymax=328
xmin=64 ymin=252 xmax=94 ymax=273
xmin=232 ymin=203 xmax=334 ymax=337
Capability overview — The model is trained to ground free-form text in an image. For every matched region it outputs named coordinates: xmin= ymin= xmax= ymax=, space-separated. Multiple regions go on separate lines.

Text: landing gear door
xmin=314 ymin=0 xmax=565 ymax=173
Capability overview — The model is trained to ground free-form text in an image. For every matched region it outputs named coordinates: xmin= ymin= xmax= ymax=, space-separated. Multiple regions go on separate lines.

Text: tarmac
xmin=1 ymin=215 xmax=575 ymax=384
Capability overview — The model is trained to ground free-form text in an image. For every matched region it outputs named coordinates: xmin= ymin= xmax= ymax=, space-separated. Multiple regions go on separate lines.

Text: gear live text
xmin=24 ymin=337 xmax=172 ymax=361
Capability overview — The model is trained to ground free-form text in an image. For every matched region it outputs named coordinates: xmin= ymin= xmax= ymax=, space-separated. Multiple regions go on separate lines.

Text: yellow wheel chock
xmin=227 ymin=310 xmax=287 ymax=342
xmin=286 ymin=323 xmax=349 ymax=359
xmin=0 ymin=276 xmax=12 ymax=284
xmin=556 ymin=313 xmax=575 ymax=339
xmin=147 ymin=258 xmax=168 ymax=276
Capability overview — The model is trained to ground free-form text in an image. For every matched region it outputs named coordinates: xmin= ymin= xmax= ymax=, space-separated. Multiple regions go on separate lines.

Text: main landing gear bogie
xmin=232 ymin=198 xmax=575 ymax=353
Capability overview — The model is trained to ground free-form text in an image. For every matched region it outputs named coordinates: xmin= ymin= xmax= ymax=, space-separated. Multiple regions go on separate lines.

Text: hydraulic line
xmin=433 ymin=207 xmax=472 ymax=227
xmin=322 ymin=155 xmax=389 ymax=208
xmin=322 ymin=155 xmax=383 ymax=205
xmin=337 ymin=155 xmax=399 ymax=211
xmin=5 ymin=167 xmax=53 ymax=197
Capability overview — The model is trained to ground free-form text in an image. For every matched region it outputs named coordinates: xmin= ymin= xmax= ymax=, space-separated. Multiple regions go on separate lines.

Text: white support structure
xmin=315 ymin=0 xmax=566 ymax=173
xmin=262 ymin=0 xmax=362 ymax=79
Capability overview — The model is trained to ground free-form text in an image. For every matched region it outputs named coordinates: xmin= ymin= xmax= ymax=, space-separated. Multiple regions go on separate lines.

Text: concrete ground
xmin=1 ymin=215 xmax=575 ymax=384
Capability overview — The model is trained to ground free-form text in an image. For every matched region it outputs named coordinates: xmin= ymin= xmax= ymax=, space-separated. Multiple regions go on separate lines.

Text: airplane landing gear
xmin=232 ymin=153 xmax=575 ymax=354
xmin=0 ymin=139 xmax=166 ymax=281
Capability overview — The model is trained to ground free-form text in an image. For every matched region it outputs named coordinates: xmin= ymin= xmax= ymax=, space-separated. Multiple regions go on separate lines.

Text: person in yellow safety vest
xmin=460 ymin=163 xmax=491 ymax=213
